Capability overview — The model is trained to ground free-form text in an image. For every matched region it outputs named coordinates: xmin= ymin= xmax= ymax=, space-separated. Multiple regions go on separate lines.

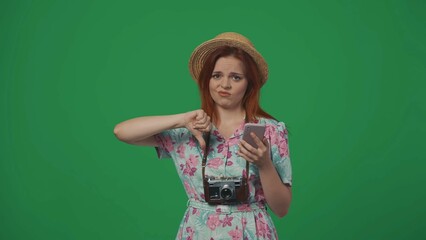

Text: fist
xmin=183 ymin=110 xmax=212 ymax=149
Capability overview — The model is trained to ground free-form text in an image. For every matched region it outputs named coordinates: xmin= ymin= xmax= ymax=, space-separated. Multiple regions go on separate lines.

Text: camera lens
xmin=221 ymin=185 xmax=233 ymax=200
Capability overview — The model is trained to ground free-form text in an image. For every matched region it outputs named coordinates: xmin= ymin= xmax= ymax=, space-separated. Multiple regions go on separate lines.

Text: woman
xmin=114 ymin=32 xmax=292 ymax=239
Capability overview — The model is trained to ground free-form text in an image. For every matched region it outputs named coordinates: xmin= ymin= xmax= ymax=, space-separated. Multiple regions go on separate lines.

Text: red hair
xmin=198 ymin=46 xmax=275 ymax=125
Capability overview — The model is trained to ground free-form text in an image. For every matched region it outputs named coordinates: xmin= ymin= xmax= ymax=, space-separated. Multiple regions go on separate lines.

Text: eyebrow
xmin=229 ymin=72 xmax=244 ymax=76
xmin=212 ymin=71 xmax=244 ymax=76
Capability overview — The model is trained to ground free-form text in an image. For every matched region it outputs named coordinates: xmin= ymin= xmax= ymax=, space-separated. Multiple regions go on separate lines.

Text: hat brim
xmin=189 ymin=38 xmax=268 ymax=85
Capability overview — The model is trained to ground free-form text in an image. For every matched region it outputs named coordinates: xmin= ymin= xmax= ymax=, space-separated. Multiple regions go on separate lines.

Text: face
xmin=209 ymin=56 xmax=248 ymax=110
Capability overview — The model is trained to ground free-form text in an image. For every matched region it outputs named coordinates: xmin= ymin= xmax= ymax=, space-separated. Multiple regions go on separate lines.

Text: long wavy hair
xmin=197 ymin=46 xmax=275 ymax=125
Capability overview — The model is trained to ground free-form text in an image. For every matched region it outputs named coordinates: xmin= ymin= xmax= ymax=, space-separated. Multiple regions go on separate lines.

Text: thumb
xmin=195 ymin=133 xmax=206 ymax=149
xmin=262 ymin=137 xmax=270 ymax=147
xmin=263 ymin=137 xmax=271 ymax=157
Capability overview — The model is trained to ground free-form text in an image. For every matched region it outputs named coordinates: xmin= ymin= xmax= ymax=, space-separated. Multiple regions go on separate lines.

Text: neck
xmin=215 ymin=106 xmax=246 ymax=126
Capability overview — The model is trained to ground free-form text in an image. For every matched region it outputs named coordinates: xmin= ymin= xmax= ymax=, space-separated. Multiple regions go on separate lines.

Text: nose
xmin=220 ymin=78 xmax=231 ymax=89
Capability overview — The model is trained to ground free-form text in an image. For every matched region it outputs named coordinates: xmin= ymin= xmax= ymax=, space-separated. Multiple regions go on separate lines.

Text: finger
xmin=194 ymin=110 xmax=207 ymax=122
xmin=195 ymin=123 xmax=212 ymax=133
xmin=240 ymin=139 xmax=258 ymax=154
xmin=194 ymin=116 xmax=211 ymax=130
xmin=250 ymin=132 xmax=266 ymax=150
xmin=205 ymin=120 xmax=212 ymax=132
xmin=193 ymin=117 xmax=209 ymax=127
xmin=194 ymin=122 xmax=210 ymax=130
xmin=237 ymin=150 xmax=253 ymax=163
xmin=263 ymin=138 xmax=271 ymax=157
xmin=195 ymin=127 xmax=210 ymax=133
xmin=186 ymin=111 xmax=200 ymax=127
xmin=195 ymin=134 xmax=206 ymax=149
xmin=239 ymin=141 xmax=258 ymax=160
xmin=195 ymin=110 xmax=207 ymax=121
xmin=200 ymin=115 xmax=210 ymax=126
xmin=262 ymin=137 xmax=269 ymax=147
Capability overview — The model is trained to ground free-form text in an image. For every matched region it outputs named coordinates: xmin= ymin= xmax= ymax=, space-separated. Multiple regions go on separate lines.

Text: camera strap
xmin=201 ymin=132 xmax=211 ymax=203
xmin=201 ymin=132 xmax=211 ymax=182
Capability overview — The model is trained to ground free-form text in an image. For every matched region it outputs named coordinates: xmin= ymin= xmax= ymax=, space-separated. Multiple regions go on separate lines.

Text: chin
xmin=217 ymin=103 xmax=239 ymax=110
xmin=212 ymin=97 xmax=242 ymax=110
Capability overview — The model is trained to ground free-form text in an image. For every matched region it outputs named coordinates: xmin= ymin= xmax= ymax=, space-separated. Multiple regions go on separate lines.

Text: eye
xmin=231 ymin=75 xmax=243 ymax=81
xmin=212 ymin=73 xmax=222 ymax=80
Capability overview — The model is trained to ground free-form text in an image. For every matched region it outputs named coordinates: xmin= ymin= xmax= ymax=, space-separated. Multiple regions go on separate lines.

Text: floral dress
xmin=154 ymin=118 xmax=292 ymax=240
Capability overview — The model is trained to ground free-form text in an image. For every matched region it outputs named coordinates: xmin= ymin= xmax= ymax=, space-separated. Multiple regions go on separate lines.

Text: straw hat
xmin=189 ymin=32 xmax=268 ymax=86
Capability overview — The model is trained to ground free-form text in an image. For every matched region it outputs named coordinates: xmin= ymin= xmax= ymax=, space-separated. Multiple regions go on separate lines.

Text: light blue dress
xmin=154 ymin=118 xmax=292 ymax=240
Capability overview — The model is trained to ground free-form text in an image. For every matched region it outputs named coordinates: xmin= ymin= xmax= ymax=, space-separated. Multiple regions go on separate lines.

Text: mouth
xmin=218 ymin=91 xmax=231 ymax=97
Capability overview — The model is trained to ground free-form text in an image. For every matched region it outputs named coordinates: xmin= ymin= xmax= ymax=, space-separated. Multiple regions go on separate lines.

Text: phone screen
xmin=242 ymin=124 xmax=266 ymax=148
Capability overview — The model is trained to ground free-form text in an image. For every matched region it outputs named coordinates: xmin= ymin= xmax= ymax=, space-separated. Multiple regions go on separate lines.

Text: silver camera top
xmin=206 ymin=176 xmax=242 ymax=182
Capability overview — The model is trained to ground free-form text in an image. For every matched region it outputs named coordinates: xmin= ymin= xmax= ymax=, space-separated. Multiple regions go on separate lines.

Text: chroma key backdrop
xmin=1 ymin=0 xmax=425 ymax=239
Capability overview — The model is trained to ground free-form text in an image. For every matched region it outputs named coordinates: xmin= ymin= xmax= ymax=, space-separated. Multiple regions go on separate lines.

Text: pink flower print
xmin=183 ymin=181 xmax=191 ymax=193
xmin=234 ymin=126 xmax=244 ymax=136
xmin=281 ymin=128 xmax=288 ymax=138
xmin=187 ymin=154 xmax=199 ymax=167
xmin=177 ymin=227 xmax=183 ymax=240
xmin=163 ymin=135 xmax=174 ymax=152
xmin=237 ymin=204 xmax=252 ymax=212
xmin=182 ymin=154 xmax=198 ymax=176
xmin=184 ymin=211 xmax=190 ymax=223
xmin=255 ymin=212 xmax=271 ymax=239
xmin=177 ymin=144 xmax=186 ymax=158
xmin=191 ymin=207 xmax=199 ymax=215
xmin=214 ymin=130 xmax=223 ymax=141
xmin=222 ymin=215 xmax=234 ymax=227
xmin=207 ymin=158 xmax=223 ymax=169
xmin=186 ymin=227 xmax=194 ymax=240
xmin=226 ymin=161 xmax=233 ymax=166
xmin=228 ymin=138 xmax=239 ymax=147
xmin=182 ymin=165 xmax=196 ymax=176
xmin=228 ymin=226 xmax=242 ymax=240
xmin=217 ymin=143 xmax=225 ymax=154
xmin=187 ymin=137 xmax=197 ymax=148
xmin=184 ymin=181 xmax=198 ymax=200
xmin=241 ymin=217 xmax=247 ymax=229
xmin=217 ymin=143 xmax=232 ymax=158
xmin=265 ymin=125 xmax=277 ymax=145
xmin=242 ymin=169 xmax=247 ymax=178
xmin=248 ymin=173 xmax=256 ymax=181
xmin=264 ymin=125 xmax=272 ymax=136
xmin=242 ymin=169 xmax=254 ymax=181
xmin=255 ymin=186 xmax=266 ymax=202
xmin=278 ymin=139 xmax=289 ymax=157
xmin=207 ymin=214 xmax=221 ymax=231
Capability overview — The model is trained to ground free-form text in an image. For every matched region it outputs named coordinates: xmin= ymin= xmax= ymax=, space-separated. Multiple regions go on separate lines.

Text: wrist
xmin=257 ymin=159 xmax=274 ymax=172
xmin=175 ymin=113 xmax=187 ymax=128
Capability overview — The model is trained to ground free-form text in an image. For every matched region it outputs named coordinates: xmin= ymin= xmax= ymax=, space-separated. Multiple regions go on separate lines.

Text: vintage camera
xmin=203 ymin=176 xmax=248 ymax=205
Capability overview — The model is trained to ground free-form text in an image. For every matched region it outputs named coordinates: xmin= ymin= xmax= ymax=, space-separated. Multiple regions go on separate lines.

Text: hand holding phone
xmin=242 ymin=123 xmax=266 ymax=148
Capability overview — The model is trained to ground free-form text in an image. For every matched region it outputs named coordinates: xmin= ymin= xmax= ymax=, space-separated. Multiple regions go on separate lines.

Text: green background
xmin=1 ymin=0 xmax=425 ymax=239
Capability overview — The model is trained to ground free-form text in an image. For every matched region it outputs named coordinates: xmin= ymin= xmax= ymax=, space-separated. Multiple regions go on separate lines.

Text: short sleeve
xmin=268 ymin=121 xmax=293 ymax=186
xmin=154 ymin=128 xmax=188 ymax=159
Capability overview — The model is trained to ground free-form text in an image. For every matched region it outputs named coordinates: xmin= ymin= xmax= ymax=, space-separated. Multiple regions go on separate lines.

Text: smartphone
xmin=242 ymin=123 xmax=266 ymax=148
